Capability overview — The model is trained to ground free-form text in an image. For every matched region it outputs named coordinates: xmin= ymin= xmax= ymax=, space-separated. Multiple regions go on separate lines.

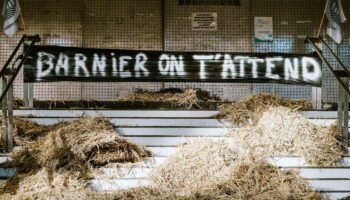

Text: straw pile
xmin=0 ymin=116 xmax=66 ymax=147
xmin=113 ymin=138 xmax=325 ymax=200
xmin=0 ymin=117 xmax=152 ymax=199
xmin=0 ymin=93 xmax=341 ymax=199
xmin=227 ymin=106 xmax=343 ymax=166
xmin=217 ymin=93 xmax=311 ymax=126
xmin=31 ymin=117 xmax=151 ymax=169
xmin=0 ymin=98 xmax=24 ymax=109
xmin=14 ymin=118 xmax=68 ymax=145
xmin=112 ymin=103 xmax=339 ymax=199
xmin=8 ymin=169 xmax=90 ymax=200
xmin=117 ymin=88 xmax=220 ymax=108
xmin=13 ymin=98 xmax=25 ymax=109
xmin=150 ymin=138 xmax=240 ymax=192
xmin=6 ymin=117 xmax=152 ymax=172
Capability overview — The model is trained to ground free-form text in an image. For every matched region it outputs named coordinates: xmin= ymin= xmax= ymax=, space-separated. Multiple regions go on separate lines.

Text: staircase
xmin=1 ymin=109 xmax=350 ymax=200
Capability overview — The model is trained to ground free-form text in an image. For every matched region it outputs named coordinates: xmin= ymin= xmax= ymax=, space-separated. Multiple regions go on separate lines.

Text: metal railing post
xmin=7 ymin=76 xmax=14 ymax=152
xmin=1 ymin=77 xmax=9 ymax=152
xmin=338 ymin=79 xmax=345 ymax=134
xmin=23 ymin=82 xmax=34 ymax=108
xmin=343 ymin=77 xmax=349 ymax=151
xmin=0 ymin=35 xmax=39 ymax=104
xmin=0 ymin=34 xmax=40 ymax=152
xmin=312 ymin=87 xmax=322 ymax=109
xmin=306 ymin=36 xmax=350 ymax=152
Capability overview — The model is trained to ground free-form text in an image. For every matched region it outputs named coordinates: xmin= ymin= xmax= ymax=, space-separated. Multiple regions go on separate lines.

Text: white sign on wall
xmin=191 ymin=13 xmax=217 ymax=31
xmin=254 ymin=17 xmax=273 ymax=42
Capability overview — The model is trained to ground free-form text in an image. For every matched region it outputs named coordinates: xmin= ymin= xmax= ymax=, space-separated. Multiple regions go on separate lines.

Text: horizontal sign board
xmin=23 ymin=45 xmax=322 ymax=86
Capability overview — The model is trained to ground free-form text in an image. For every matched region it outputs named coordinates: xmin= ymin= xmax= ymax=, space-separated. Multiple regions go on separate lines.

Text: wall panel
xmin=251 ymin=0 xmax=320 ymax=100
xmin=0 ymin=0 xmax=84 ymax=100
xmin=164 ymin=0 xmax=252 ymax=101
xmin=0 ymin=0 xmax=348 ymax=102
xmin=322 ymin=0 xmax=350 ymax=102
xmin=81 ymin=0 xmax=163 ymax=100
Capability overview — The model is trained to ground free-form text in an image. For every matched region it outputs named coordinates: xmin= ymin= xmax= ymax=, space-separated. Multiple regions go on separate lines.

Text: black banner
xmin=23 ymin=45 xmax=322 ymax=86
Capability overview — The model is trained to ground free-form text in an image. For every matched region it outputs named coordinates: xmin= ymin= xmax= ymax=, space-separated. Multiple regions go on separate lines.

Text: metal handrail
xmin=0 ymin=35 xmax=26 ymax=77
xmin=305 ymin=36 xmax=350 ymax=98
xmin=0 ymin=34 xmax=40 ymax=104
xmin=319 ymin=37 xmax=350 ymax=78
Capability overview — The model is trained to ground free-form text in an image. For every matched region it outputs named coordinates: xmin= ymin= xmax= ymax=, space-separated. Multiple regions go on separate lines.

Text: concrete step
xmin=90 ymin=178 xmax=350 ymax=193
xmin=141 ymin=156 xmax=350 ymax=168
xmin=322 ymin=193 xmax=350 ymax=200
xmin=9 ymin=110 xmax=342 ymax=119
xmin=17 ymin=117 xmax=339 ymax=127
xmin=96 ymin=167 xmax=350 ymax=179
xmin=2 ymin=155 xmax=350 ymax=169
xmin=147 ymin=146 xmax=350 ymax=157
xmin=7 ymin=110 xmax=344 ymax=128
xmin=11 ymin=110 xmax=219 ymax=118
xmin=90 ymin=166 xmax=350 ymax=198
xmin=0 ymin=110 xmax=349 ymax=200
xmin=118 ymin=127 xmax=228 ymax=136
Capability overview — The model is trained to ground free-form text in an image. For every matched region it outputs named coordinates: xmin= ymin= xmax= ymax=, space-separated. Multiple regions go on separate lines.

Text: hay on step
xmin=69 ymin=130 xmax=153 ymax=166
xmin=116 ymin=138 xmax=325 ymax=200
xmin=0 ymin=116 xmax=153 ymax=199
xmin=227 ymin=106 xmax=343 ymax=166
xmin=0 ymin=98 xmax=24 ymax=109
xmin=217 ymin=93 xmax=311 ymax=126
xmin=207 ymin=158 xmax=325 ymax=200
xmin=117 ymin=88 xmax=220 ymax=108
xmin=10 ymin=117 xmax=152 ymax=172
xmin=0 ymin=173 xmax=29 ymax=196
xmin=150 ymin=138 xmax=240 ymax=193
xmin=0 ymin=116 xmax=67 ymax=146
xmin=110 ymin=186 xmax=182 ymax=200
xmin=4 ymin=169 xmax=91 ymax=200
xmin=14 ymin=117 xmax=68 ymax=145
